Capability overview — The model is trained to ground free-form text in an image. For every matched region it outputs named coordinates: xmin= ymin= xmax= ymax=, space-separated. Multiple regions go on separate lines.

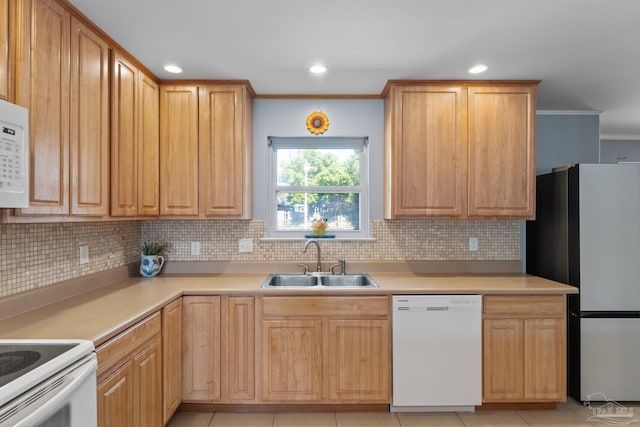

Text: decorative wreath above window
xmin=306 ymin=110 xmax=330 ymax=135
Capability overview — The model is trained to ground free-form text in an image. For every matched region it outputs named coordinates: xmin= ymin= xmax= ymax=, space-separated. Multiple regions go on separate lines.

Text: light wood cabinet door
xmin=14 ymin=0 xmax=70 ymax=215
xmin=97 ymin=361 xmax=135 ymax=427
xmin=96 ymin=313 xmax=162 ymax=427
xmin=225 ymin=296 xmax=255 ymax=402
xmin=134 ymin=335 xmax=162 ymax=427
xmin=110 ymin=52 xmax=137 ymax=216
xmin=258 ymin=296 xmax=390 ymax=404
xmin=182 ymin=296 xmax=221 ymax=402
xmin=467 ymin=84 xmax=536 ymax=218
xmin=96 ymin=313 xmax=162 ymax=426
xmin=13 ymin=4 xmax=109 ymax=217
xmin=162 ymin=298 xmax=182 ymax=424
xmin=327 ymin=319 xmax=390 ymax=402
xmin=260 ymin=319 xmax=323 ymax=402
xmin=524 ymin=318 xmax=565 ymax=401
xmin=384 ymin=85 xmax=466 ymax=218
xmin=383 ymin=81 xmax=536 ymax=220
xmin=97 ymin=336 xmax=162 ymax=427
xmin=69 ymin=16 xmax=109 ymax=216
xmin=111 ymin=52 xmax=159 ymax=217
xmin=159 ymin=85 xmax=198 ymax=216
xmin=198 ymin=85 xmax=252 ymax=218
xmin=138 ymin=73 xmax=159 ymax=216
xmin=0 ymin=0 xmax=8 ymax=101
xmin=483 ymin=318 xmax=524 ymax=401
xmin=483 ymin=295 xmax=566 ymax=404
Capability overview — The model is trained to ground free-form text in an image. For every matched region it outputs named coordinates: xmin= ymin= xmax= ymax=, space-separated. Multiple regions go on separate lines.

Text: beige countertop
xmin=0 ymin=272 xmax=577 ymax=346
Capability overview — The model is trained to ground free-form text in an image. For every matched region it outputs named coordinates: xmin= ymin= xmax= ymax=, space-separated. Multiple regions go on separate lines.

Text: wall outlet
xmin=79 ymin=245 xmax=89 ymax=264
xmin=238 ymin=238 xmax=253 ymax=253
xmin=469 ymin=237 xmax=479 ymax=252
xmin=191 ymin=241 xmax=200 ymax=256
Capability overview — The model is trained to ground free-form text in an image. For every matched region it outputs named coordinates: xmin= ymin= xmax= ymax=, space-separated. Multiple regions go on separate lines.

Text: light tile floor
xmin=167 ymin=398 xmax=640 ymax=427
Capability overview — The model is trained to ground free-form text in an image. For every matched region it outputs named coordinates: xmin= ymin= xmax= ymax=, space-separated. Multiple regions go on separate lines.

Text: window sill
xmin=260 ymin=237 xmax=376 ymax=242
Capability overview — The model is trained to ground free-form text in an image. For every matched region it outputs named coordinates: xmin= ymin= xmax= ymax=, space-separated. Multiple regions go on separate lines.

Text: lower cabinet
xmin=181 ymin=295 xmax=257 ymax=404
xmin=224 ymin=296 xmax=256 ymax=402
xmin=258 ymin=296 xmax=391 ymax=403
xmin=162 ymin=297 xmax=182 ymax=423
xmin=96 ymin=312 xmax=162 ymax=427
xmin=182 ymin=295 xmax=221 ymax=402
xmin=260 ymin=319 xmax=323 ymax=402
xmin=483 ymin=295 xmax=566 ymax=403
xmin=95 ymin=291 xmax=566 ymax=422
xmin=327 ymin=319 xmax=390 ymax=401
xmin=97 ymin=361 xmax=134 ymax=427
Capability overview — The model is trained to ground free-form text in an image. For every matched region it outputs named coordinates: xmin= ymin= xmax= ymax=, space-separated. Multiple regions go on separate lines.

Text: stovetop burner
xmin=0 ymin=350 xmax=41 ymax=377
xmin=0 ymin=343 xmax=76 ymax=388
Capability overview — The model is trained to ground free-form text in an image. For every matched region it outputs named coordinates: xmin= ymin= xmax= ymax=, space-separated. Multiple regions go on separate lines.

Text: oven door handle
xmin=8 ymin=355 xmax=97 ymax=427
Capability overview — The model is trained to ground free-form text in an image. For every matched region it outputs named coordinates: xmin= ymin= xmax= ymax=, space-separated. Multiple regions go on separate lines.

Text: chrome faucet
xmin=303 ymin=239 xmax=322 ymax=272
xmin=330 ymin=259 xmax=346 ymax=275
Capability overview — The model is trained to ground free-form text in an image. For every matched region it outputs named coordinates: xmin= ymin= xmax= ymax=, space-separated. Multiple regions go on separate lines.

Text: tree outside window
xmin=269 ymin=137 xmax=369 ymax=238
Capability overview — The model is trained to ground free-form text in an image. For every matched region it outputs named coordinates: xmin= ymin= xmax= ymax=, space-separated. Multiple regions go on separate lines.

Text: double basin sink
xmin=261 ymin=273 xmax=379 ymax=289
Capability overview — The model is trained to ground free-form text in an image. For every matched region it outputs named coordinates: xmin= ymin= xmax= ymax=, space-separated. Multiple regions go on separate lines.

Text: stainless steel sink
xmin=260 ymin=273 xmax=378 ymax=289
xmin=262 ymin=274 xmax=318 ymax=287
xmin=319 ymin=274 xmax=376 ymax=287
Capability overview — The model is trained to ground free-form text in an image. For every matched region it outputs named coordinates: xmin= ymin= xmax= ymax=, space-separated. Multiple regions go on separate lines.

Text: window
xmin=268 ymin=137 xmax=369 ymax=239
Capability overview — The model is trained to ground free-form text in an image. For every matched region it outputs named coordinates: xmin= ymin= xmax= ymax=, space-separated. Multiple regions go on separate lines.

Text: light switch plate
xmin=469 ymin=237 xmax=479 ymax=252
xmin=79 ymin=245 xmax=89 ymax=264
xmin=191 ymin=241 xmax=200 ymax=256
xmin=239 ymin=238 xmax=253 ymax=253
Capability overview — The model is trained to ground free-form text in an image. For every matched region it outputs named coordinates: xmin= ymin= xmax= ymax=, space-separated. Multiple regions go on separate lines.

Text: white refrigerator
xmin=527 ymin=163 xmax=640 ymax=401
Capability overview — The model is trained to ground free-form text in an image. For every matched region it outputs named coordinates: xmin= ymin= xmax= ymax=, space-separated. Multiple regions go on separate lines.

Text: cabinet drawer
xmin=484 ymin=295 xmax=564 ymax=317
xmin=261 ymin=296 xmax=390 ymax=318
xmin=97 ymin=311 xmax=161 ymax=378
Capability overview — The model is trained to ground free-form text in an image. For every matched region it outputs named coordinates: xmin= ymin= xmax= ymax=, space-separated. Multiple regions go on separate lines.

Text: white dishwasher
xmin=391 ymin=295 xmax=482 ymax=412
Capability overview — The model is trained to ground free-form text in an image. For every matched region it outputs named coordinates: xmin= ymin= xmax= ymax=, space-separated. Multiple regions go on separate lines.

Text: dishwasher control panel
xmin=393 ymin=295 xmax=482 ymax=311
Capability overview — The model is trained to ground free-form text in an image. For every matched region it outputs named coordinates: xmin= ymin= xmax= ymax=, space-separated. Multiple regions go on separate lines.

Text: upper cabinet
xmin=199 ymin=85 xmax=253 ymax=218
xmin=13 ymin=0 xmax=70 ymax=216
xmin=111 ymin=51 xmax=159 ymax=217
xmin=69 ymin=16 xmax=109 ymax=216
xmin=138 ymin=73 xmax=160 ymax=216
xmin=0 ymin=0 xmax=8 ymax=100
xmin=383 ymin=81 xmax=538 ymax=220
xmin=11 ymin=0 xmax=109 ymax=218
xmin=159 ymin=82 xmax=253 ymax=218
xmin=467 ymin=85 xmax=536 ymax=218
xmin=159 ymin=85 xmax=199 ymax=216
xmin=383 ymin=84 xmax=467 ymax=218
xmin=3 ymin=0 xmax=257 ymax=223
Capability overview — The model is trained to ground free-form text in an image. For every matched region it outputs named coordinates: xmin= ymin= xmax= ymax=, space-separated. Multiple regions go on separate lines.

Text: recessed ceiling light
xmin=310 ymin=64 xmax=327 ymax=74
xmin=164 ymin=65 xmax=183 ymax=74
xmin=469 ymin=64 xmax=488 ymax=74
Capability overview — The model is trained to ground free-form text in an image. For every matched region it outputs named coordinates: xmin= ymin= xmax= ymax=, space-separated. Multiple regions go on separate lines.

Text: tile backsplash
xmin=1 ymin=219 xmax=520 ymax=298
xmin=143 ymin=219 xmax=520 ymax=262
xmin=0 ymin=221 xmax=140 ymax=297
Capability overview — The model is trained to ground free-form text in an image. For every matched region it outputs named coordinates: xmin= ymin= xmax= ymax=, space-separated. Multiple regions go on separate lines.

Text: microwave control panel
xmin=0 ymin=100 xmax=29 ymax=208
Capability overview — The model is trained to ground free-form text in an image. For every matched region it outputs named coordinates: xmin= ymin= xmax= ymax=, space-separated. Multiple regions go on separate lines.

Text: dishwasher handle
xmin=396 ymin=306 xmax=450 ymax=312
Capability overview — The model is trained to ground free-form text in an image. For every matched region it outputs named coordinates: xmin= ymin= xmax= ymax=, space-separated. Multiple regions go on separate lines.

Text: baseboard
xmin=178 ymin=403 xmax=390 ymax=412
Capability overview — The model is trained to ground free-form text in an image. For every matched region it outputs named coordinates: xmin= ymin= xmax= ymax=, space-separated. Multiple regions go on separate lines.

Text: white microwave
xmin=0 ymin=99 xmax=29 ymax=208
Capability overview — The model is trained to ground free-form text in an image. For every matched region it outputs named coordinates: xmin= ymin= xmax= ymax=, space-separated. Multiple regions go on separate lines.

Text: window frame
xmin=267 ymin=136 xmax=370 ymax=239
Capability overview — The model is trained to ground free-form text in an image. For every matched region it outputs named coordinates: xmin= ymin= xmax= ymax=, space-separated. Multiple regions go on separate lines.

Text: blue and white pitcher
xmin=140 ymin=255 xmax=165 ymax=277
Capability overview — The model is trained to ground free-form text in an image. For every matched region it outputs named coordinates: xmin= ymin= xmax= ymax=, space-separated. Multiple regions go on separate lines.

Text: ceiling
xmin=70 ymin=0 xmax=640 ymax=138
